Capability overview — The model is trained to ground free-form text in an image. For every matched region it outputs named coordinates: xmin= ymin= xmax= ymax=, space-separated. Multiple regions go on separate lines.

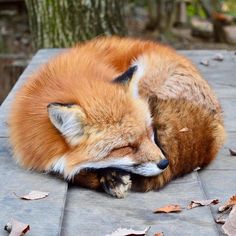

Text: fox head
xmin=48 ymin=65 xmax=168 ymax=179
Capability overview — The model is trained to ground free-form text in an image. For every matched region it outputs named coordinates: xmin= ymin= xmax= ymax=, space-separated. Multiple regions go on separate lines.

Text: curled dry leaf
xmin=219 ymin=195 xmax=236 ymax=212
xmin=154 ymin=204 xmax=182 ymax=213
xmin=213 ymin=53 xmax=224 ymax=61
xmin=4 ymin=219 xmax=30 ymax=236
xmin=179 ymin=127 xmax=189 ymax=132
xmin=14 ymin=190 xmax=49 ymax=200
xmin=193 ymin=167 xmax=201 ymax=171
xmin=188 ymin=199 xmax=219 ymax=209
xmin=106 ymin=227 xmax=150 ymax=236
xmin=200 ymin=59 xmax=209 ymax=66
xmin=229 ymin=149 xmax=236 ymax=156
xmin=222 ymin=205 xmax=236 ymax=236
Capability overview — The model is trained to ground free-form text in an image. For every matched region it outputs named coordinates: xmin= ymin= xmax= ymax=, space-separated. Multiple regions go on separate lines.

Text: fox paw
xmin=100 ymin=169 xmax=131 ymax=198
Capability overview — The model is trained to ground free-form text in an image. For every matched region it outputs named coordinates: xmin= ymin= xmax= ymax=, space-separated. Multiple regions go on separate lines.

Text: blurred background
xmin=0 ymin=0 xmax=235 ymax=104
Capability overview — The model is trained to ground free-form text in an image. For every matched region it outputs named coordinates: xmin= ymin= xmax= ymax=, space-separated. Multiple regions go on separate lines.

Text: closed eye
xmin=109 ymin=146 xmax=134 ymax=157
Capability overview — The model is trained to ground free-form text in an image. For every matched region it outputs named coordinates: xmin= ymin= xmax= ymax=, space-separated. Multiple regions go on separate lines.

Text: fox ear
xmin=47 ymin=103 xmax=86 ymax=145
xmin=113 ymin=65 xmax=144 ymax=99
xmin=113 ymin=66 xmax=137 ymax=84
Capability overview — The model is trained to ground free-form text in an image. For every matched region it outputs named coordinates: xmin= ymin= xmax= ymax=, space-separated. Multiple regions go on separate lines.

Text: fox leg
xmin=72 ymin=169 xmax=131 ymax=198
xmin=71 ymin=170 xmax=102 ymax=190
xmin=99 ymin=169 xmax=132 ymax=198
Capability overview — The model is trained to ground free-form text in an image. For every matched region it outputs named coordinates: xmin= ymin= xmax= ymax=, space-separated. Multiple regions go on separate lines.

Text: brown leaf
xmin=213 ymin=53 xmax=224 ymax=61
xmin=219 ymin=195 xmax=236 ymax=212
xmin=222 ymin=205 xmax=236 ymax=236
xmin=200 ymin=59 xmax=209 ymax=66
xmin=188 ymin=199 xmax=219 ymax=209
xmin=4 ymin=219 xmax=30 ymax=236
xmin=154 ymin=233 xmax=164 ymax=236
xmin=106 ymin=227 xmax=150 ymax=236
xmin=154 ymin=204 xmax=182 ymax=213
xmin=229 ymin=149 xmax=236 ymax=156
xmin=14 ymin=191 xmax=49 ymax=200
xmin=215 ymin=216 xmax=227 ymax=224
xmin=179 ymin=127 xmax=189 ymax=132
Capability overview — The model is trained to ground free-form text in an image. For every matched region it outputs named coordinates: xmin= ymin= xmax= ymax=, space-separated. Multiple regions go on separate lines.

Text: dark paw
xmin=99 ymin=169 xmax=131 ymax=198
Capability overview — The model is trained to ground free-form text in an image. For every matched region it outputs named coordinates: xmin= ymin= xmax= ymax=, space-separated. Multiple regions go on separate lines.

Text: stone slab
xmin=62 ymin=180 xmax=218 ymax=236
xmin=0 ymin=138 xmax=68 ymax=236
xmin=206 ymin=132 xmax=236 ymax=170
xmin=199 ymin=170 xmax=236 ymax=235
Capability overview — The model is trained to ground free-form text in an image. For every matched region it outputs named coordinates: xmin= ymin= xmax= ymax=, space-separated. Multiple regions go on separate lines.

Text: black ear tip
xmin=113 ymin=65 xmax=138 ymax=84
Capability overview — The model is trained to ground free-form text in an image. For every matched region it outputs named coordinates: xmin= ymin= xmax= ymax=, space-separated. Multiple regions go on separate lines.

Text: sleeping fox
xmin=9 ymin=36 xmax=225 ymax=198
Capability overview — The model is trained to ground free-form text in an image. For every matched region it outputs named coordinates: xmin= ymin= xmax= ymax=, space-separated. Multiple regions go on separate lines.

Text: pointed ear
xmin=113 ymin=66 xmax=137 ymax=84
xmin=47 ymin=103 xmax=86 ymax=145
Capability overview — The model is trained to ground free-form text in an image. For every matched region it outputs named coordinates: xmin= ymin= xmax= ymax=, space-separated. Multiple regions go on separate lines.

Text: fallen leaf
xmin=4 ymin=219 xmax=30 ymax=236
xmin=219 ymin=195 xmax=236 ymax=212
xmin=213 ymin=53 xmax=224 ymax=61
xmin=179 ymin=127 xmax=189 ymax=132
xmin=215 ymin=216 xmax=227 ymax=224
xmin=222 ymin=205 xmax=236 ymax=236
xmin=106 ymin=227 xmax=150 ymax=236
xmin=154 ymin=204 xmax=182 ymax=213
xmin=194 ymin=167 xmax=201 ymax=171
xmin=229 ymin=149 xmax=236 ymax=156
xmin=14 ymin=191 xmax=49 ymax=200
xmin=154 ymin=233 xmax=164 ymax=236
xmin=188 ymin=199 xmax=219 ymax=209
xmin=200 ymin=59 xmax=209 ymax=66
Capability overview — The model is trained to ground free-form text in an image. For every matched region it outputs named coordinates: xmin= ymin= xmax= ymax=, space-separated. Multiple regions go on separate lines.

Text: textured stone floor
xmin=0 ymin=49 xmax=235 ymax=236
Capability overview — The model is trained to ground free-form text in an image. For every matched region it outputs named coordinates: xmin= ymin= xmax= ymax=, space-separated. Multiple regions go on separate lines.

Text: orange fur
xmin=9 ymin=36 xmax=225 ymax=194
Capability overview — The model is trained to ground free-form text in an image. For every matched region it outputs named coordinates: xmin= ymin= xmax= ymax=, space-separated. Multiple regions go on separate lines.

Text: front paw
xmin=100 ymin=169 xmax=131 ymax=198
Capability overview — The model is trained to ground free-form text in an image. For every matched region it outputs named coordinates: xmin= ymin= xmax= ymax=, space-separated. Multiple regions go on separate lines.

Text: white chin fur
xmin=51 ymin=156 xmax=163 ymax=179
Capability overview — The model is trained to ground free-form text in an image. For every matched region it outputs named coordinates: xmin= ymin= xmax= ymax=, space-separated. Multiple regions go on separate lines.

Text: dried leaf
xmin=179 ymin=127 xmax=189 ymax=132
xmin=229 ymin=149 xmax=236 ymax=156
xmin=213 ymin=53 xmax=224 ymax=61
xmin=219 ymin=195 xmax=236 ymax=212
xmin=154 ymin=233 xmax=164 ymax=236
xmin=200 ymin=59 xmax=209 ymax=66
xmin=14 ymin=191 xmax=49 ymax=200
xmin=188 ymin=199 xmax=219 ymax=209
xmin=106 ymin=227 xmax=150 ymax=236
xmin=154 ymin=204 xmax=182 ymax=213
xmin=215 ymin=216 xmax=227 ymax=224
xmin=4 ymin=219 xmax=30 ymax=236
xmin=194 ymin=167 xmax=201 ymax=171
xmin=222 ymin=205 xmax=236 ymax=236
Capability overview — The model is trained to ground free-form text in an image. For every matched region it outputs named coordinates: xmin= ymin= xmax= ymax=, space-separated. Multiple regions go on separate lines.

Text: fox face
xmin=48 ymin=66 xmax=168 ymax=179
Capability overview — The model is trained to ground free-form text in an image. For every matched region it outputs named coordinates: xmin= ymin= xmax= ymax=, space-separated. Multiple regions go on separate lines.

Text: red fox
xmin=9 ymin=36 xmax=225 ymax=198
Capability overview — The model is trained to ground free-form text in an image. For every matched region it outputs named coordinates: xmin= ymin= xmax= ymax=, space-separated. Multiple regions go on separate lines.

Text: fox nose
xmin=157 ymin=159 xmax=169 ymax=170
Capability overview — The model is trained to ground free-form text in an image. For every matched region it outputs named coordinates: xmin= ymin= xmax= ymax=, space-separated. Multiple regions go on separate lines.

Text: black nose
xmin=157 ymin=159 xmax=169 ymax=170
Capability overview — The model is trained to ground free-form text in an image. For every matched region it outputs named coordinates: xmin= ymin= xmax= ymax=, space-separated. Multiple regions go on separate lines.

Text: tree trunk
xmin=200 ymin=0 xmax=229 ymax=43
xmin=25 ymin=0 xmax=126 ymax=50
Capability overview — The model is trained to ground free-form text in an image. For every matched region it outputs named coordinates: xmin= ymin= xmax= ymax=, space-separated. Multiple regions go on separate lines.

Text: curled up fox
xmin=9 ymin=37 xmax=225 ymax=198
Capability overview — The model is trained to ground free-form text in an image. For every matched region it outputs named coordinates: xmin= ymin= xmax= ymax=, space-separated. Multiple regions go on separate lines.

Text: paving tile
xmin=206 ymin=132 xmax=236 ymax=170
xmin=0 ymin=138 xmax=67 ymax=236
xmin=199 ymin=170 xmax=236 ymax=235
xmin=220 ymin=98 xmax=236 ymax=132
xmin=62 ymin=180 xmax=218 ymax=236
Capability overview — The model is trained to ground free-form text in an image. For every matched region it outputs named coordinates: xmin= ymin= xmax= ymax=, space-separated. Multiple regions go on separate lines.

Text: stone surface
xmin=0 ymin=138 xmax=67 ymax=236
xmin=62 ymin=181 xmax=218 ymax=236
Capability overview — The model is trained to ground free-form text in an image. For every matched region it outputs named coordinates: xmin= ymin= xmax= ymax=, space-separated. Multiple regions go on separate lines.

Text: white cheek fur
xmin=51 ymin=155 xmax=163 ymax=179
